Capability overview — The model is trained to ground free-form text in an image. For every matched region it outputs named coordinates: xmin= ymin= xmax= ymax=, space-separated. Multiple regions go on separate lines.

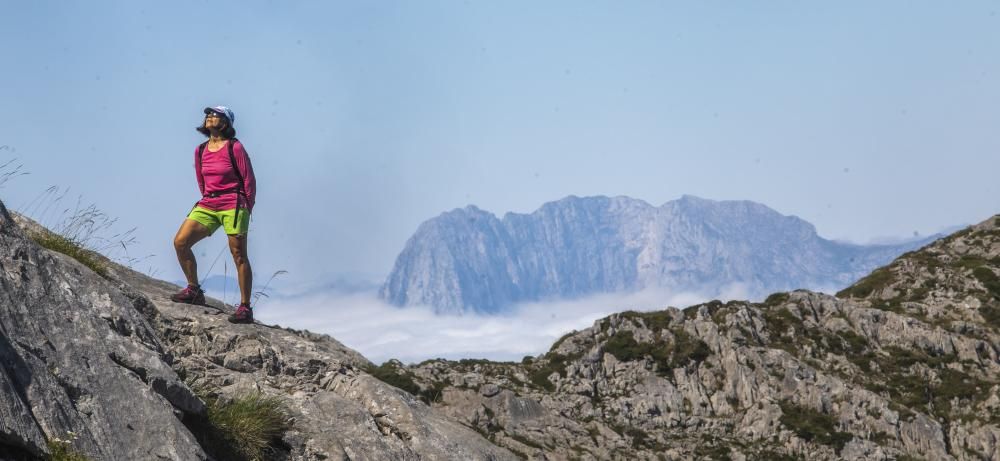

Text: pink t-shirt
xmin=195 ymin=140 xmax=257 ymax=212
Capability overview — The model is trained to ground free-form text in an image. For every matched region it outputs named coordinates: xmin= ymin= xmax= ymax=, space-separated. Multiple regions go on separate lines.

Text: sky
xmin=1 ymin=1 xmax=999 ymax=362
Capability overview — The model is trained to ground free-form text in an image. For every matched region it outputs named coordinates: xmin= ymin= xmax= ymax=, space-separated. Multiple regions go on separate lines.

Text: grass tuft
xmin=28 ymin=228 xmax=108 ymax=278
xmin=194 ymin=389 xmax=293 ymax=461
xmin=47 ymin=437 xmax=90 ymax=461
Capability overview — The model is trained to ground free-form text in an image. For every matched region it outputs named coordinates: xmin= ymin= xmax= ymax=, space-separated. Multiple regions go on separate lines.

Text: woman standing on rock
xmin=171 ymin=106 xmax=258 ymax=324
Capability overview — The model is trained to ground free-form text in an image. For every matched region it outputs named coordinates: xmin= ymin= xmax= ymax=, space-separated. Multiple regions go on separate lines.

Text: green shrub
xmin=196 ymin=390 xmax=293 ymax=461
xmin=672 ymin=329 xmax=712 ymax=366
xmin=836 ymin=266 xmax=894 ymax=298
xmin=902 ymin=250 xmax=945 ymax=271
xmin=833 ymin=331 xmax=868 ymax=356
xmin=28 ymin=229 xmax=108 ymax=278
xmin=549 ymin=331 xmax=577 ymax=352
xmin=763 ymin=307 xmax=800 ymax=335
xmin=973 ymin=267 xmax=1000 ymax=299
xmin=417 ymin=380 xmax=447 ymax=404
xmin=954 ymin=255 xmax=987 ymax=270
xmin=778 ymin=401 xmax=853 ymax=452
xmin=931 ymin=368 xmax=985 ymax=414
xmin=980 ymin=305 xmax=1000 ymax=328
xmin=761 ymin=307 xmax=807 ymax=352
xmin=528 ymin=353 xmax=577 ymax=391
xmin=764 ymin=292 xmax=790 ymax=306
xmin=857 ymin=346 xmax=990 ymax=419
xmin=604 ymin=330 xmax=647 ymax=362
xmin=621 ymin=310 xmax=674 ymax=331
xmin=603 ymin=329 xmax=711 ymax=376
xmin=365 ymin=362 xmax=413 ymax=391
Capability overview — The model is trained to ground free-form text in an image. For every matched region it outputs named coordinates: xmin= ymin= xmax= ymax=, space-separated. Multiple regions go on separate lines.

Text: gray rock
xmin=0 ymin=201 xmax=207 ymax=459
xmin=480 ymin=383 xmax=500 ymax=397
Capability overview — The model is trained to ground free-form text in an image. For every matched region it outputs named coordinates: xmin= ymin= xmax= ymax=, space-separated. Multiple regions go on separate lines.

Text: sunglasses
xmin=205 ymin=112 xmax=222 ymax=119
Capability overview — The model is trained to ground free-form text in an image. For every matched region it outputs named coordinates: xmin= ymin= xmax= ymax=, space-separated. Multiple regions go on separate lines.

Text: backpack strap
xmin=227 ymin=138 xmax=249 ymax=230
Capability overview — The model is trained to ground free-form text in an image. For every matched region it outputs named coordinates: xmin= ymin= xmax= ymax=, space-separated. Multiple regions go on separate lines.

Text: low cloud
xmin=254 ymin=286 xmax=750 ymax=365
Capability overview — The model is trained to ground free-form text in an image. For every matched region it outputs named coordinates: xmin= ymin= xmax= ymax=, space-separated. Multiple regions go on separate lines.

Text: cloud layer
xmin=253 ymin=285 xmax=763 ymax=365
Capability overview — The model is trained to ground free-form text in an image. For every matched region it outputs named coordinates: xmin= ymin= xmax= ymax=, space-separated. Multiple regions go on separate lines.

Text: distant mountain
xmin=380 ymin=195 xmax=940 ymax=313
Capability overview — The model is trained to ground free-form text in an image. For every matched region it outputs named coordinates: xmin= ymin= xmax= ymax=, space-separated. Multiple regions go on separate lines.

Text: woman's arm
xmin=233 ymin=141 xmax=256 ymax=212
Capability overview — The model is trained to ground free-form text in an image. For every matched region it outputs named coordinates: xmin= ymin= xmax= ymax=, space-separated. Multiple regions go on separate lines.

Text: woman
xmin=171 ymin=105 xmax=258 ymax=324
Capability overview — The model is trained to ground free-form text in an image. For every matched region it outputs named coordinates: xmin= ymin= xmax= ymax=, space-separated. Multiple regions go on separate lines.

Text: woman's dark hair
xmin=196 ymin=117 xmax=237 ymax=139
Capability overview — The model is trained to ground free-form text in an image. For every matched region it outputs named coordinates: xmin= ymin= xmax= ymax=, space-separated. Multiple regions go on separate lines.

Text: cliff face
xmin=0 ymin=201 xmax=207 ymax=459
xmin=0 ymin=200 xmax=515 ymax=460
xmin=380 ymin=195 xmax=936 ymax=313
xmin=389 ymin=214 xmax=1000 ymax=460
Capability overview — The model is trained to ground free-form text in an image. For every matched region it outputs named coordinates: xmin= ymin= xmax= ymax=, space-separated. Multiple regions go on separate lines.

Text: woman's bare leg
xmin=173 ymin=219 xmax=213 ymax=286
xmin=228 ymin=233 xmax=252 ymax=305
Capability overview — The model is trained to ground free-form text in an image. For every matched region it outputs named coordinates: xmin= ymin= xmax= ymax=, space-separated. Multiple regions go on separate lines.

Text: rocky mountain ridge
xmin=380 ymin=195 xmax=938 ymax=313
xmin=381 ymin=213 xmax=1000 ymax=460
xmin=3 ymin=193 xmax=998 ymax=460
xmin=0 ymin=200 xmax=515 ymax=460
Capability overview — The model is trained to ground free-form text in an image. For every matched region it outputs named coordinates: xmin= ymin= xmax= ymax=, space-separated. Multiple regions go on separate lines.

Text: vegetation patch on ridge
xmin=764 ymin=292 xmax=790 ymax=307
xmin=836 ymin=266 xmax=894 ymax=298
xmin=778 ymin=401 xmax=853 ymax=453
xmin=365 ymin=361 xmax=445 ymax=404
xmin=973 ymin=267 xmax=1000 ymax=300
xmin=603 ymin=328 xmax=711 ymax=377
xmin=854 ymin=346 xmax=993 ymax=420
xmin=549 ymin=331 xmax=578 ymax=352
xmin=528 ymin=352 xmax=581 ymax=391
xmin=622 ymin=310 xmax=674 ymax=331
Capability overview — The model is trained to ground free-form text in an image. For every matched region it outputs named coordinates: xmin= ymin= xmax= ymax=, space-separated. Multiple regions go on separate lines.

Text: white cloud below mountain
xmin=254 ymin=284 xmax=784 ymax=364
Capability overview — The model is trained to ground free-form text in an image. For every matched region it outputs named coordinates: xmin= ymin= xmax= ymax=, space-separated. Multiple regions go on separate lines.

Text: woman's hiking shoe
xmin=228 ymin=303 xmax=253 ymax=324
xmin=170 ymin=285 xmax=205 ymax=305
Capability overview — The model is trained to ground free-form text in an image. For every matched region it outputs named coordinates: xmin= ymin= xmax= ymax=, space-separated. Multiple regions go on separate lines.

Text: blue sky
xmin=1 ymin=2 xmax=999 ymax=356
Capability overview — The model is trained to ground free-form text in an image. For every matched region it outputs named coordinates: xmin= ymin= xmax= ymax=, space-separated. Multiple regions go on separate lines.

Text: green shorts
xmin=187 ymin=206 xmax=250 ymax=235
